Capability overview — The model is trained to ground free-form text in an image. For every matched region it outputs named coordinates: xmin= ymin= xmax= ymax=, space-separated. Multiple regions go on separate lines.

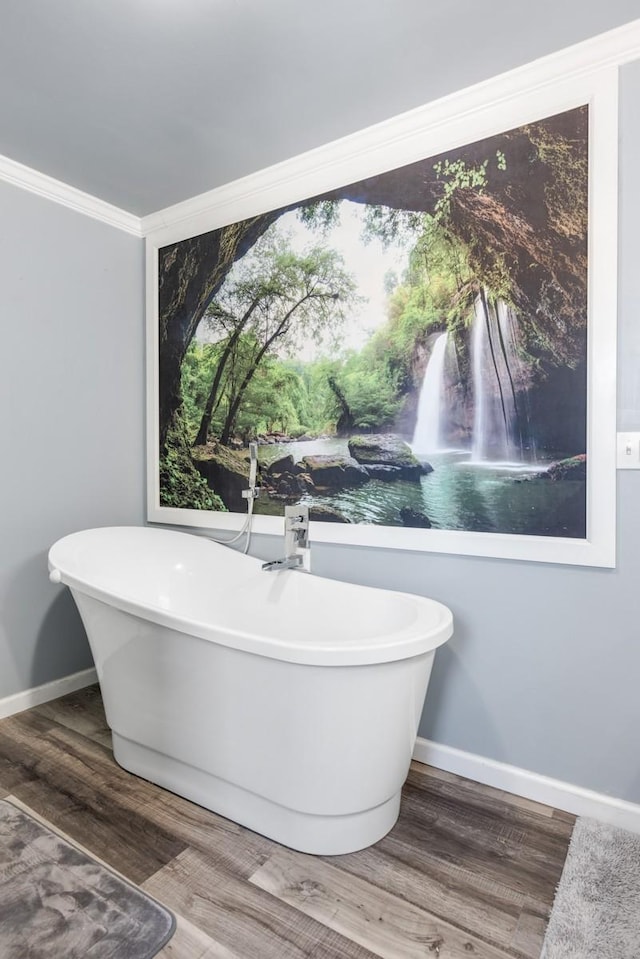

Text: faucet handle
xmin=284 ymin=504 xmax=309 ymax=551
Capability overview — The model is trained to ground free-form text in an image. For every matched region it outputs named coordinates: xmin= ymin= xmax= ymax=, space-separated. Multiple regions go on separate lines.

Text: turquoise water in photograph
xmin=257 ymin=438 xmax=585 ymax=538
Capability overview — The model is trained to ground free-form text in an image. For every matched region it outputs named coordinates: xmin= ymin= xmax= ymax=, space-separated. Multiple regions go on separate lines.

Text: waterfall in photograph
xmin=412 ymin=332 xmax=448 ymax=454
xmin=471 ymin=293 xmax=530 ymax=463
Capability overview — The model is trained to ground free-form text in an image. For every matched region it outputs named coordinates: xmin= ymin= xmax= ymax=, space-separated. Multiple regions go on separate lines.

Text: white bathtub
xmin=48 ymin=526 xmax=452 ymax=854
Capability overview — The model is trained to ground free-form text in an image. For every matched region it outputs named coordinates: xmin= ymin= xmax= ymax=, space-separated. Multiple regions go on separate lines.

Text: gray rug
xmin=0 ymin=800 xmax=175 ymax=958
xmin=541 ymin=817 xmax=640 ymax=958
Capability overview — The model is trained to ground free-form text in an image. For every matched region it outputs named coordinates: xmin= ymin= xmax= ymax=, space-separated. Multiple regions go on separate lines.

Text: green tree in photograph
xmin=232 ymin=357 xmax=307 ymax=437
xmin=191 ymin=232 xmax=358 ymax=446
xmin=180 ymin=342 xmax=223 ymax=441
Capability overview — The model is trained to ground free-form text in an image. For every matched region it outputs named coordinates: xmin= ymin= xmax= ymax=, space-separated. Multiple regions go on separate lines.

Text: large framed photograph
xmin=146 ymin=63 xmax=618 ymax=567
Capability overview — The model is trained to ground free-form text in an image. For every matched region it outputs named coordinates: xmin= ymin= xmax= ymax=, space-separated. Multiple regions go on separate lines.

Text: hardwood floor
xmin=0 ymin=686 xmax=573 ymax=958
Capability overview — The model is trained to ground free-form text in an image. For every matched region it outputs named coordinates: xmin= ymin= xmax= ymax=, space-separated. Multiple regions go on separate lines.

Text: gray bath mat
xmin=0 ymin=799 xmax=175 ymax=958
xmin=541 ymin=817 xmax=640 ymax=958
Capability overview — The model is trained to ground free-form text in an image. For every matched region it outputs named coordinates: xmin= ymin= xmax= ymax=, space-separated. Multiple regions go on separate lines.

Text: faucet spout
xmin=261 ymin=554 xmax=304 ymax=572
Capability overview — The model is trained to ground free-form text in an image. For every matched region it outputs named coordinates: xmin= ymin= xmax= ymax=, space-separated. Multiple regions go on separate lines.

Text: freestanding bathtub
xmin=48 ymin=526 xmax=453 ymax=854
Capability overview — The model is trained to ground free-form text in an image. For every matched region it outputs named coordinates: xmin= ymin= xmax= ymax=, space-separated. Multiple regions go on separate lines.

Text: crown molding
xmin=0 ymin=153 xmax=143 ymax=237
xmin=142 ymin=16 xmax=640 ymax=244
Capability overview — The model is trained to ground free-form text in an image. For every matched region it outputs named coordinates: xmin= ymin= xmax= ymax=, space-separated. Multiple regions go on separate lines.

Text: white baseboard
xmin=0 ymin=668 xmax=98 ymax=720
xmin=413 ymin=737 xmax=640 ymax=833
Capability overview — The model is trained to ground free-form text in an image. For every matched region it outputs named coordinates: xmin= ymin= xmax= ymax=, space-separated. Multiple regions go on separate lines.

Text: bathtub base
xmin=113 ymin=733 xmax=401 ymax=855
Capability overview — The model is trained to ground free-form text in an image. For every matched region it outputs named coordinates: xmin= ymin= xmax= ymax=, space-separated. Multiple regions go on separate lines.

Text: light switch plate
xmin=617 ymin=432 xmax=640 ymax=469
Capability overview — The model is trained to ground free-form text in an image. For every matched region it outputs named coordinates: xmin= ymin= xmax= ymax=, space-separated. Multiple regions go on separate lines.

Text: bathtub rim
xmin=49 ymin=525 xmax=453 ymax=667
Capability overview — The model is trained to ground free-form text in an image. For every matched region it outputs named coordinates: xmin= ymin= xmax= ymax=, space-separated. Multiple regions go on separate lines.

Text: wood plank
xmin=250 ymin=849 xmax=515 ymax=959
xmin=322 ymin=841 xmax=525 ymax=954
xmin=137 ymin=791 xmax=275 ymax=876
xmin=0 ymin=709 xmax=112 ymax=787
xmin=377 ymin=827 xmax=554 ymax=951
xmin=388 ymin=811 xmax=556 ymax=909
xmin=0 ymin=713 xmax=67 ymax=792
xmin=410 ymin=761 xmax=557 ymax=819
xmin=406 ymin=765 xmax=575 ymax=842
xmin=510 ymin=899 xmax=550 ymax=959
xmin=34 ymin=683 xmax=111 ymax=747
xmin=393 ymin=778 xmax=569 ymax=903
xmin=145 ymin=848 xmax=379 ymax=959
xmin=157 ymin=914 xmax=241 ymax=959
xmin=552 ymin=807 xmax=576 ymax=824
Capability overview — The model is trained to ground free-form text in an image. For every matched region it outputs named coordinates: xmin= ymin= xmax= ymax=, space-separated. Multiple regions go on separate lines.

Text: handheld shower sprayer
xmin=209 ymin=439 xmax=260 ymax=553
xmin=242 ymin=442 xmax=260 ymax=502
xmin=248 ymin=442 xmax=258 ymax=493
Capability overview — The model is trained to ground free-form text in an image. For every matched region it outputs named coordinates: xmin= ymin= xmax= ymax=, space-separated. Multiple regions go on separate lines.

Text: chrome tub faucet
xmin=262 ymin=505 xmax=310 ymax=572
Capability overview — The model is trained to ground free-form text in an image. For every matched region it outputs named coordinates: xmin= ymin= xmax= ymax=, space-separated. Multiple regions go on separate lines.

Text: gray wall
xmin=249 ymin=57 xmax=640 ymax=803
xmin=0 ymin=181 xmax=144 ymax=698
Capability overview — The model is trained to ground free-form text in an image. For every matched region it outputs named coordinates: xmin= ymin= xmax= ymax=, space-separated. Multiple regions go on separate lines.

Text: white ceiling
xmin=1 ymin=1 xmax=639 ymax=217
